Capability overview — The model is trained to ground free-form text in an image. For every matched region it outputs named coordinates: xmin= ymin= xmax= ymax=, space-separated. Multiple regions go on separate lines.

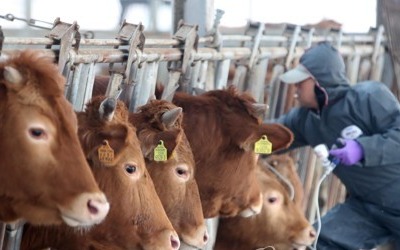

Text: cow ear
xmin=138 ymin=129 xmax=181 ymax=161
xmin=239 ymin=123 xmax=293 ymax=152
xmin=3 ymin=66 xmax=25 ymax=90
xmin=258 ymin=123 xmax=294 ymax=152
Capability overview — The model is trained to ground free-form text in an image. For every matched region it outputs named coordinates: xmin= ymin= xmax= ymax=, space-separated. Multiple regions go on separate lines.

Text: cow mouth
xmin=291 ymin=242 xmax=309 ymax=250
xmin=178 ymin=240 xmax=203 ymax=250
xmin=61 ymin=213 xmax=94 ymax=228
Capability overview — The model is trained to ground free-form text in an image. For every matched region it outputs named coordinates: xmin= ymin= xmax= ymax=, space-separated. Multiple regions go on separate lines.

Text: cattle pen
xmin=0 ymin=8 xmax=393 ymax=249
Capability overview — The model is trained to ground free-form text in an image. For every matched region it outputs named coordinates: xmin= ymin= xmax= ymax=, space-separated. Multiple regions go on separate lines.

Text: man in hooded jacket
xmin=277 ymin=41 xmax=400 ymax=249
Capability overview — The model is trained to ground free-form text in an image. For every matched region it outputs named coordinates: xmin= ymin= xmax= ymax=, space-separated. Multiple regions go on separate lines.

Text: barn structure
xmin=1 ymin=0 xmax=400 ymax=249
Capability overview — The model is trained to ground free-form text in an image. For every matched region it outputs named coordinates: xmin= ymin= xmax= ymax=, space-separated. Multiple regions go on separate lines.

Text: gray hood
xmin=301 ymin=42 xmax=351 ymax=104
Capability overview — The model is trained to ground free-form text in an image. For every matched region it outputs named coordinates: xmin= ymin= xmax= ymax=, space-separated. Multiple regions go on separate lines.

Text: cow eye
xmin=176 ymin=168 xmax=187 ymax=176
xmin=29 ymin=128 xmax=47 ymax=139
xmin=125 ymin=164 xmax=137 ymax=174
xmin=268 ymin=197 xmax=277 ymax=203
xmin=175 ymin=164 xmax=190 ymax=181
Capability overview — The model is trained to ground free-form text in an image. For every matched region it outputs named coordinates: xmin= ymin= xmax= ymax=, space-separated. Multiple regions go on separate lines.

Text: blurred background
xmin=1 ymin=0 xmax=377 ymax=36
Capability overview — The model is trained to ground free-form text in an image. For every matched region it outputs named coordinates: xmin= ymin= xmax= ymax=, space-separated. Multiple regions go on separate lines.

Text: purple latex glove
xmin=329 ymin=139 xmax=364 ymax=166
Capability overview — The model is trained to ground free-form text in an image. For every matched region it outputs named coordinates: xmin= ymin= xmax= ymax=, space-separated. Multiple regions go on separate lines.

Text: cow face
xmin=214 ymin=163 xmax=316 ymax=250
xmin=130 ymin=99 xmax=208 ymax=249
xmin=77 ymin=96 xmax=180 ymax=250
xmin=172 ymin=86 xmax=294 ymax=218
xmin=0 ymin=50 xmax=109 ymax=227
xmin=263 ymin=154 xmax=304 ymax=209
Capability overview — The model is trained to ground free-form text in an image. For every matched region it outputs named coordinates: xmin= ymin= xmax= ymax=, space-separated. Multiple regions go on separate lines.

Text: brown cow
xmin=129 ymin=99 xmax=208 ymax=249
xmin=214 ymin=155 xmax=316 ymax=250
xmin=262 ymin=154 xmax=304 ymax=208
xmin=0 ymin=50 xmax=109 ymax=226
xmin=170 ymin=86 xmax=294 ymax=218
xmin=21 ymin=96 xmax=180 ymax=250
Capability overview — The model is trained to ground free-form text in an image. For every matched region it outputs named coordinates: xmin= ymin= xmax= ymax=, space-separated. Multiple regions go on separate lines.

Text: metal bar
xmin=214 ymin=59 xmax=231 ymax=90
xmin=0 ymin=222 xmax=5 ymax=250
xmin=285 ymin=25 xmax=301 ymax=69
xmin=162 ymin=70 xmax=181 ymax=101
xmin=347 ymin=54 xmax=361 ymax=85
xmin=189 ymin=60 xmax=202 ymax=89
xmin=198 ymin=61 xmax=209 ymax=90
xmin=247 ymin=58 xmax=269 ymax=103
xmin=67 ymin=63 xmax=83 ymax=105
xmin=106 ymin=72 xmax=124 ymax=97
xmin=2 ymin=32 xmax=385 ymax=48
xmin=1 ymin=45 xmax=377 ymax=65
xmin=129 ymin=62 xmax=146 ymax=112
xmin=71 ymin=63 xmax=95 ymax=111
xmin=232 ymin=65 xmax=247 ymax=92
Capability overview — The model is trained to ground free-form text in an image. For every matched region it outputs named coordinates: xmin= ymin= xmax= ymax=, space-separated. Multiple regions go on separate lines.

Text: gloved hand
xmin=329 ymin=139 xmax=364 ymax=166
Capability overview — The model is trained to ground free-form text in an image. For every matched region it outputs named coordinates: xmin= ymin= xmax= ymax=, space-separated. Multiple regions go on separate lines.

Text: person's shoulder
xmin=350 ymin=81 xmax=396 ymax=102
xmin=352 ymin=80 xmax=390 ymax=94
xmin=278 ymin=106 xmax=309 ymax=124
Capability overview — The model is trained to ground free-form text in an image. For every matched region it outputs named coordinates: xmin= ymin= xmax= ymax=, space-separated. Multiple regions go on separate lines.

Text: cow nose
xmin=59 ymin=192 xmax=110 ymax=227
xmin=309 ymin=228 xmax=316 ymax=238
xmin=86 ymin=194 xmax=110 ymax=222
xmin=170 ymin=233 xmax=180 ymax=250
xmin=203 ymin=229 xmax=209 ymax=244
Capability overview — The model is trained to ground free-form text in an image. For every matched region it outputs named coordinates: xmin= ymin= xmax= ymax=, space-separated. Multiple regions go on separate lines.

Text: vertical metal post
xmin=198 ymin=61 xmax=209 ymax=90
xmin=45 ymin=19 xmax=80 ymax=75
xmin=371 ymin=25 xmax=385 ymax=81
xmin=130 ymin=61 xmax=159 ymax=111
xmin=232 ymin=65 xmax=247 ymax=91
xmin=105 ymin=72 xmax=124 ymax=97
xmin=162 ymin=70 xmax=181 ymax=101
xmin=129 ymin=63 xmax=146 ymax=112
xmin=67 ymin=64 xmax=83 ymax=105
xmin=214 ymin=59 xmax=231 ymax=90
xmin=71 ymin=63 xmax=96 ymax=111
xmin=266 ymin=64 xmax=285 ymax=120
xmin=247 ymin=58 xmax=269 ymax=103
xmin=204 ymin=217 xmax=219 ymax=250
xmin=0 ymin=222 xmax=5 ymax=250
xmin=189 ymin=60 xmax=202 ymax=89
xmin=347 ymin=53 xmax=361 ymax=85
xmin=2 ymin=221 xmax=24 ymax=250
xmin=285 ymin=25 xmax=301 ymax=69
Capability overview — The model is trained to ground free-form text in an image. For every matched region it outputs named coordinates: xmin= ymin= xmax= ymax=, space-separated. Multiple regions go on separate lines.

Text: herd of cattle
xmin=0 ymin=50 xmax=316 ymax=249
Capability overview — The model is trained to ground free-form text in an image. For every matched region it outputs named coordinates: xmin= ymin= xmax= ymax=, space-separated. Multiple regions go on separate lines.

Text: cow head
xmin=214 ymin=162 xmax=316 ymax=250
xmin=262 ymin=154 xmax=304 ymax=209
xmin=77 ymin=96 xmax=180 ymax=250
xmin=0 ymin=50 xmax=109 ymax=227
xmin=172 ymin=86 xmax=294 ymax=218
xmin=130 ymin=99 xmax=208 ymax=249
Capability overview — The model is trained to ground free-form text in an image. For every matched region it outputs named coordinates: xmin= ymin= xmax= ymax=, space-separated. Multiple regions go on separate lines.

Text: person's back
xmin=277 ymin=41 xmax=400 ymax=249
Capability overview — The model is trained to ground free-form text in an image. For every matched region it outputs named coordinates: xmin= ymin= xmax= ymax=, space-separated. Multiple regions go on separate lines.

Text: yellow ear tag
xmin=154 ymin=140 xmax=167 ymax=162
xmin=98 ymin=140 xmax=114 ymax=164
xmin=254 ymin=135 xmax=272 ymax=154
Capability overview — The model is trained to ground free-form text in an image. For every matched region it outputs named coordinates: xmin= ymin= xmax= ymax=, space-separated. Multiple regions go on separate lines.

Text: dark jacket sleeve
xmin=277 ymin=107 xmax=309 ymax=150
xmin=355 ymin=83 xmax=400 ymax=167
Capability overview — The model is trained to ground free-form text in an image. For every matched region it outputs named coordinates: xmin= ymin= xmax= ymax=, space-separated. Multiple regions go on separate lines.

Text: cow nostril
xmin=203 ymin=230 xmax=209 ymax=244
xmin=310 ymin=229 xmax=316 ymax=238
xmin=87 ymin=200 xmax=99 ymax=215
xmin=170 ymin=234 xmax=180 ymax=249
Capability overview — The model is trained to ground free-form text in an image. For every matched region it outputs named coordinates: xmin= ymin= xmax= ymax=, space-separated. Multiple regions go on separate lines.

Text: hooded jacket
xmin=278 ymin=42 xmax=400 ymax=210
